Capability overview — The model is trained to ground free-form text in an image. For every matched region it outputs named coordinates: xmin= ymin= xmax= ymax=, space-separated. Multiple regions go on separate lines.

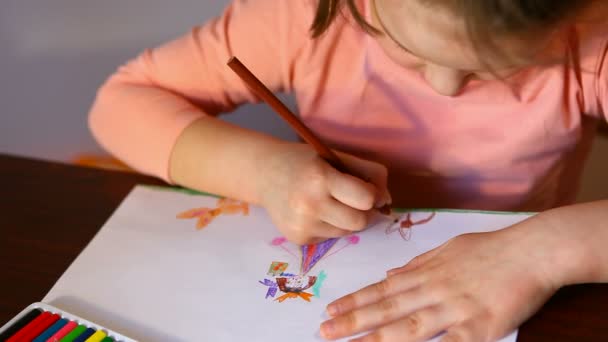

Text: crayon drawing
xmin=386 ymin=212 xmax=436 ymax=240
xmin=259 ymin=235 xmax=359 ymax=302
xmin=177 ymin=198 xmax=249 ymax=229
xmin=267 ymin=261 xmax=289 ymax=276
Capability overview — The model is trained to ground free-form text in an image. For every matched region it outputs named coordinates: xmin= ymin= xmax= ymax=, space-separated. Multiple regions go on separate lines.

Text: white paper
xmin=43 ymin=185 xmax=526 ymax=342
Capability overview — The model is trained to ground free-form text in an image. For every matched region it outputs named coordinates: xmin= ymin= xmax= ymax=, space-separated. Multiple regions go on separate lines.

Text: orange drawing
xmin=274 ymin=276 xmax=317 ymax=302
xmin=275 ymin=292 xmax=314 ymax=303
xmin=177 ymin=198 xmax=249 ymax=229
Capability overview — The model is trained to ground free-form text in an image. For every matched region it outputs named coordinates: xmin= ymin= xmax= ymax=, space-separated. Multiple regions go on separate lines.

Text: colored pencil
xmin=72 ymin=327 xmax=95 ymax=342
xmin=19 ymin=313 xmax=60 ymax=341
xmin=46 ymin=320 xmax=77 ymax=342
xmin=6 ymin=311 xmax=51 ymax=342
xmin=84 ymin=329 xmax=107 ymax=342
xmin=33 ymin=318 xmax=68 ymax=342
xmin=0 ymin=309 xmax=42 ymax=341
xmin=59 ymin=324 xmax=86 ymax=342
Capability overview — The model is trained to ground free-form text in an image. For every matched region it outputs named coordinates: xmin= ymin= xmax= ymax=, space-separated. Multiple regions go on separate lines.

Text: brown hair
xmin=311 ymin=0 xmax=598 ymax=63
xmin=311 ymin=0 xmax=376 ymax=37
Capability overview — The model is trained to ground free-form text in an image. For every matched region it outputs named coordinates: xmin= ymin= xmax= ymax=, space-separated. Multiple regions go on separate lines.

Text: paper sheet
xmin=43 ymin=185 xmax=525 ymax=341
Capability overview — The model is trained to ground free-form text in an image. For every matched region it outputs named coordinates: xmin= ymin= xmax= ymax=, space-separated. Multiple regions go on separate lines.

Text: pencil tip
xmin=377 ymin=204 xmax=392 ymax=215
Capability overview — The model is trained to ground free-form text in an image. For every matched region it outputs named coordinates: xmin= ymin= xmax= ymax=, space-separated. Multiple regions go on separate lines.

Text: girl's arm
xmin=89 ymin=0 xmax=391 ymax=244
xmin=168 ymin=116 xmax=288 ymax=205
xmin=538 ymin=199 xmax=608 ymax=284
xmin=89 ymin=0 xmax=312 ymax=183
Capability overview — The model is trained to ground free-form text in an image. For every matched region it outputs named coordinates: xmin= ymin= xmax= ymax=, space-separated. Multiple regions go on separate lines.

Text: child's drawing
xmin=275 ymin=275 xmax=318 ymax=302
xmin=259 ymin=278 xmax=278 ymax=299
xmin=259 ymin=235 xmax=359 ymax=302
xmin=260 ymin=268 xmax=320 ymax=302
xmin=300 ymin=238 xmax=339 ymax=275
xmin=267 ymin=261 xmax=289 ymax=276
xmin=386 ymin=212 xmax=436 ymax=240
xmin=177 ymin=198 xmax=249 ymax=229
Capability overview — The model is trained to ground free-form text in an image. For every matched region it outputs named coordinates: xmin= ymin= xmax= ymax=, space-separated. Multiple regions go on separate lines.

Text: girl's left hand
xmin=320 ymin=215 xmax=578 ymax=342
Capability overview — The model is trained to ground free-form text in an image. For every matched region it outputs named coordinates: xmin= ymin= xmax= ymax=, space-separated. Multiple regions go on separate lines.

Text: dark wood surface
xmin=1 ymin=154 xmax=607 ymax=341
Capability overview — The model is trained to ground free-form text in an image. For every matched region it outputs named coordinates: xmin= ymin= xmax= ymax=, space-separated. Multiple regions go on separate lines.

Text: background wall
xmin=0 ymin=0 xmax=296 ymax=162
xmin=0 ymin=0 xmax=605 ymax=202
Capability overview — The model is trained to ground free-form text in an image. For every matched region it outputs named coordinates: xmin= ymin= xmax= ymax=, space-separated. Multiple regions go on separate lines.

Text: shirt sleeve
xmin=88 ymin=0 xmax=314 ymax=182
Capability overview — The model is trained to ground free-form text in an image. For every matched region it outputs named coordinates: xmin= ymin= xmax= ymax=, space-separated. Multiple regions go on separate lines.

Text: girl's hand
xmin=257 ymin=143 xmax=390 ymax=245
xmin=320 ymin=214 xmax=584 ymax=341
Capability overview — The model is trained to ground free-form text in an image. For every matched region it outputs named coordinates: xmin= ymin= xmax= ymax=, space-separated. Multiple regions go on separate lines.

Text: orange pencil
xmin=227 ymin=56 xmax=391 ymax=215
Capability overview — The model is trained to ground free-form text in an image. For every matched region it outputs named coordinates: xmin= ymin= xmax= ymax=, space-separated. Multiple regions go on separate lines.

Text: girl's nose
xmin=423 ymin=63 xmax=470 ymax=96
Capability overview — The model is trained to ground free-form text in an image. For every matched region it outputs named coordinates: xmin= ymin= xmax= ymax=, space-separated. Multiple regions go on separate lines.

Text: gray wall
xmin=0 ymin=0 xmax=296 ymax=162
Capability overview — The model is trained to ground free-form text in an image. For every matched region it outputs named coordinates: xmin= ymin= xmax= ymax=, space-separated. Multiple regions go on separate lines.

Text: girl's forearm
xmin=169 ymin=116 xmax=293 ymax=205
xmin=535 ymin=199 xmax=608 ymax=286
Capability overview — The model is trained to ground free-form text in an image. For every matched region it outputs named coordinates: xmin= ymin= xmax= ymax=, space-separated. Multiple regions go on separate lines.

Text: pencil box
xmin=0 ymin=302 xmax=136 ymax=342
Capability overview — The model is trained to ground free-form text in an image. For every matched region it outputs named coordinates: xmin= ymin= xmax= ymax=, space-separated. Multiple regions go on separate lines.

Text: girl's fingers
xmin=319 ymin=197 xmax=371 ymax=232
xmin=349 ymin=304 xmax=457 ymax=342
xmin=326 ymin=272 xmax=425 ymax=317
xmin=283 ymin=218 xmax=351 ymax=245
xmin=338 ymin=153 xmax=391 ymax=206
xmin=321 ymin=287 xmax=442 ymax=340
xmin=440 ymin=318 xmax=493 ymax=342
xmin=325 ymin=164 xmax=378 ymax=211
xmin=311 ymin=220 xmax=354 ymax=240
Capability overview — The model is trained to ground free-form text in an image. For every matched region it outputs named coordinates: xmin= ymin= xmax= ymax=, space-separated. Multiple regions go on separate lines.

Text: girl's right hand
xmin=256 ymin=143 xmax=391 ymax=245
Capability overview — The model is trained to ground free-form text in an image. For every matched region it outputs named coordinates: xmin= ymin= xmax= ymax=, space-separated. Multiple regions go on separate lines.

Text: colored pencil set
xmin=0 ymin=303 xmax=134 ymax=342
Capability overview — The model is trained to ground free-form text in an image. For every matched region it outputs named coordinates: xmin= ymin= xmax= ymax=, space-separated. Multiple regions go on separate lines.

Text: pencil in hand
xmin=226 ymin=56 xmax=392 ymax=215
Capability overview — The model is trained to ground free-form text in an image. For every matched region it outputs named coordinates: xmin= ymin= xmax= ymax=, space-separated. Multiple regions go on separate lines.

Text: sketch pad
xmin=43 ymin=185 xmax=524 ymax=341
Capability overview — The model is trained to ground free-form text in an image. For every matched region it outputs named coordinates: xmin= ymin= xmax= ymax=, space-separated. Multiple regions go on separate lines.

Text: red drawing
xmin=386 ymin=212 xmax=436 ymax=240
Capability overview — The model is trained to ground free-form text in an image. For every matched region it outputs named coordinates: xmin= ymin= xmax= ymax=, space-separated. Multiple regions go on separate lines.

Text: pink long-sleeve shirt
xmin=89 ymin=0 xmax=608 ymax=211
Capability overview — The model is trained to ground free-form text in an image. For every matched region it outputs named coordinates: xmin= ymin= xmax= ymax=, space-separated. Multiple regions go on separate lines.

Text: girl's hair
xmin=311 ymin=0 xmax=597 ymax=62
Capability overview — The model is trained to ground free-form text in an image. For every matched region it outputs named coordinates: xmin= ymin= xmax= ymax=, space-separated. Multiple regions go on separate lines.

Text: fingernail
xmin=374 ymin=195 xmax=387 ymax=208
xmin=384 ymin=190 xmax=392 ymax=205
xmin=374 ymin=198 xmax=387 ymax=208
xmin=326 ymin=304 xmax=339 ymax=317
xmin=320 ymin=321 xmax=335 ymax=339
xmin=375 ymin=190 xmax=391 ymax=208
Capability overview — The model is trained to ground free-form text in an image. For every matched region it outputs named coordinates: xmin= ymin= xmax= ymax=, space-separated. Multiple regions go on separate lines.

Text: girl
xmin=89 ymin=0 xmax=608 ymax=341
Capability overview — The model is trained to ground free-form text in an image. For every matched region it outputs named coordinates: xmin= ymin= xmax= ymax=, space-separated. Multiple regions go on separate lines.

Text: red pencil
xmin=6 ymin=311 xmax=51 ymax=342
xmin=19 ymin=313 xmax=60 ymax=341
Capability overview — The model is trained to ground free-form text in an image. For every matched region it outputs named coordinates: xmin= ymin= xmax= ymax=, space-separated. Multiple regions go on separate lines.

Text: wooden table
xmin=1 ymin=154 xmax=607 ymax=341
